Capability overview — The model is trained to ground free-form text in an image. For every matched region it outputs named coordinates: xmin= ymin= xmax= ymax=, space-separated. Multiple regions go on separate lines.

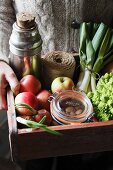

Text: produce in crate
xmin=20 ymin=74 xmax=41 ymax=95
xmin=14 ymin=20 xmax=113 ymax=134
xmin=16 ymin=116 xmax=61 ymax=135
xmin=15 ymin=88 xmax=60 ymax=135
xmin=17 ymin=109 xmax=52 ymax=126
xmin=51 ymin=76 xmax=74 ymax=93
xmin=15 ymin=92 xmax=39 ymax=115
xmin=36 ymin=90 xmax=52 ymax=111
xmin=88 ymin=73 xmax=113 ymax=121
xmin=77 ymin=22 xmax=113 ymax=93
xmin=34 ymin=109 xmax=52 ymax=126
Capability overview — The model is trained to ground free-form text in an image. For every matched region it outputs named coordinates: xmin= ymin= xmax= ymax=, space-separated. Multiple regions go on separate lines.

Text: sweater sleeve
xmin=0 ymin=0 xmax=15 ymax=63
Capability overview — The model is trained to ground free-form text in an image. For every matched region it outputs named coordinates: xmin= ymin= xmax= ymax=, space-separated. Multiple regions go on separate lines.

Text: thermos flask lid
xmin=16 ymin=12 xmax=35 ymax=29
xmin=9 ymin=12 xmax=42 ymax=56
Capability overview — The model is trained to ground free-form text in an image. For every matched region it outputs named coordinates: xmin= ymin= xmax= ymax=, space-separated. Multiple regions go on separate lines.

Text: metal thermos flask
xmin=9 ymin=12 xmax=42 ymax=80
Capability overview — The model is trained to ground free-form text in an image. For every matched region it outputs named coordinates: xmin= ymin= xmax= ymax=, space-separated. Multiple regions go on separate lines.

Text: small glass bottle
xmin=9 ymin=12 xmax=42 ymax=80
xmin=49 ymin=90 xmax=93 ymax=125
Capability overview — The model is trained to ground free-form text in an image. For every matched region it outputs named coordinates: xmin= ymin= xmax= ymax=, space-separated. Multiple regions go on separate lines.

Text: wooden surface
xmin=7 ymin=89 xmax=113 ymax=162
xmin=7 ymin=89 xmax=19 ymax=162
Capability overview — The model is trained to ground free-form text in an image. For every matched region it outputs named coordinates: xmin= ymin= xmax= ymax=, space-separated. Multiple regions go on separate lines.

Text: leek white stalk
xmin=78 ymin=68 xmax=91 ymax=93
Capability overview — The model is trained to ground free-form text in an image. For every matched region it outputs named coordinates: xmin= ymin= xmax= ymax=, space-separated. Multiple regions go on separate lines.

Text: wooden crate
xmin=7 ymin=89 xmax=113 ymax=162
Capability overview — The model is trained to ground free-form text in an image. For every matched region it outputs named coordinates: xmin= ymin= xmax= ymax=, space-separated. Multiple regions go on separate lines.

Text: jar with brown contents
xmin=50 ymin=90 xmax=93 ymax=125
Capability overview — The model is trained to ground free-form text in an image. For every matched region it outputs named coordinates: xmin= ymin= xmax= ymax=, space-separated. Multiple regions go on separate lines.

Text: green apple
xmin=51 ymin=77 xmax=74 ymax=93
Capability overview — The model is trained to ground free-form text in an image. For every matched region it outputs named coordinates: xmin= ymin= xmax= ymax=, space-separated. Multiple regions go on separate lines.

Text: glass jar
xmin=49 ymin=90 xmax=93 ymax=125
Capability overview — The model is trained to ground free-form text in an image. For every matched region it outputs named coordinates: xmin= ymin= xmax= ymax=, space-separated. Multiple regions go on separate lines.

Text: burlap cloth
xmin=41 ymin=51 xmax=76 ymax=89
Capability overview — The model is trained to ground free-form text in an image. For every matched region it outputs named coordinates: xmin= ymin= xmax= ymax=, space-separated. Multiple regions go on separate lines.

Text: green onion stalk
xmin=15 ymin=103 xmax=62 ymax=136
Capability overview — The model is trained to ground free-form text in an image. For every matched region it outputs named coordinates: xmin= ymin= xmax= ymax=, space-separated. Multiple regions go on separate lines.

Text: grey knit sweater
xmin=0 ymin=0 xmax=113 ymax=63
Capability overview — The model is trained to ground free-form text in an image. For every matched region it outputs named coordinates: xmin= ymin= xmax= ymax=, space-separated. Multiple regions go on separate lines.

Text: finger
xmin=5 ymin=64 xmax=20 ymax=95
xmin=0 ymin=76 xmax=7 ymax=110
xmin=5 ymin=71 xmax=20 ymax=96
xmin=0 ymin=89 xmax=7 ymax=110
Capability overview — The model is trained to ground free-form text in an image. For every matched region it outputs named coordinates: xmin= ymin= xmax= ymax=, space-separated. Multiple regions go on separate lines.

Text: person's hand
xmin=0 ymin=61 xmax=20 ymax=110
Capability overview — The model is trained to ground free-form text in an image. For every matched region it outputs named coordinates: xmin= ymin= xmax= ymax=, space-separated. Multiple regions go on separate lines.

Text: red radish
xmin=20 ymin=75 xmax=41 ymax=95
xmin=15 ymin=92 xmax=39 ymax=116
xmin=36 ymin=90 xmax=52 ymax=111
xmin=34 ymin=109 xmax=52 ymax=126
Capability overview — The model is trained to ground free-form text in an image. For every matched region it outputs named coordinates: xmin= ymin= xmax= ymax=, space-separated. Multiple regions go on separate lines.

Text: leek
xmin=91 ymin=27 xmax=112 ymax=92
xmin=77 ymin=22 xmax=112 ymax=94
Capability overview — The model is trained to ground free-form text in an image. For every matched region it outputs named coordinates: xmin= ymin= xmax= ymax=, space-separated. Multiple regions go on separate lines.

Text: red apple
xmin=15 ymin=92 xmax=39 ymax=116
xmin=36 ymin=90 xmax=52 ymax=111
xmin=34 ymin=109 xmax=52 ymax=125
xmin=51 ymin=77 xmax=74 ymax=93
xmin=20 ymin=75 xmax=41 ymax=95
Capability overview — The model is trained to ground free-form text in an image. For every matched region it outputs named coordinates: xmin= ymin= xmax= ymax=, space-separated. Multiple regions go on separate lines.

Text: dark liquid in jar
xmin=59 ymin=97 xmax=85 ymax=116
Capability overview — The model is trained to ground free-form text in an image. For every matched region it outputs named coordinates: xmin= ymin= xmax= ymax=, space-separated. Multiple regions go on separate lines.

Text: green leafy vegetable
xmin=91 ymin=28 xmax=112 ymax=91
xmin=77 ymin=22 xmax=113 ymax=93
xmin=88 ymin=73 xmax=113 ymax=121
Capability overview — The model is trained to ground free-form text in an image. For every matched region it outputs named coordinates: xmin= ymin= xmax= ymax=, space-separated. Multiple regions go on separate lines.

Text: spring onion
xmin=17 ymin=116 xmax=62 ymax=135
xmin=15 ymin=103 xmax=62 ymax=135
